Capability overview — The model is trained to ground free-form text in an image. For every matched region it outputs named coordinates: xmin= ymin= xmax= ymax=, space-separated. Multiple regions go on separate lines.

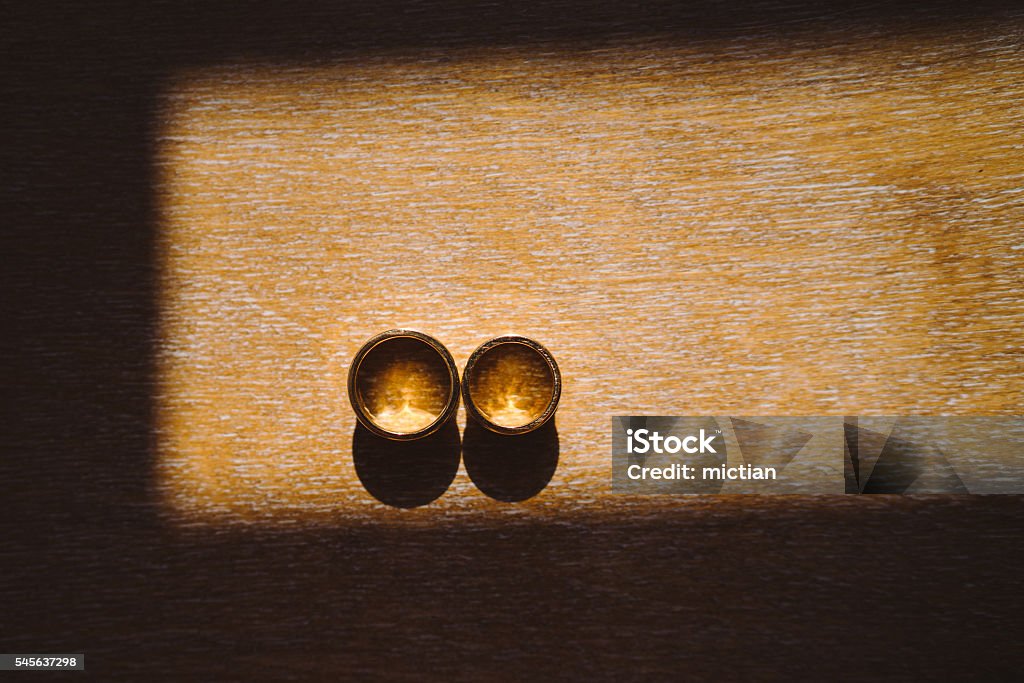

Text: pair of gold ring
xmin=348 ymin=329 xmax=561 ymax=440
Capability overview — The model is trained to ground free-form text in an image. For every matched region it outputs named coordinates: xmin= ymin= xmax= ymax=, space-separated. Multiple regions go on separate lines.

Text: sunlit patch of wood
xmin=154 ymin=30 xmax=1023 ymax=525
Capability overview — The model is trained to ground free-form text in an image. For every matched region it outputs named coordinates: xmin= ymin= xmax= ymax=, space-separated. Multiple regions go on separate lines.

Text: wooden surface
xmin=3 ymin=1 xmax=1023 ymax=680
xmin=154 ymin=32 xmax=1023 ymax=523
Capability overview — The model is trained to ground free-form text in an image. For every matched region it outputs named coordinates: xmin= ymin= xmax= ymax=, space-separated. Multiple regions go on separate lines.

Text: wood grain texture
xmin=3 ymin=1 xmax=1023 ymax=680
xmin=154 ymin=28 xmax=1023 ymax=523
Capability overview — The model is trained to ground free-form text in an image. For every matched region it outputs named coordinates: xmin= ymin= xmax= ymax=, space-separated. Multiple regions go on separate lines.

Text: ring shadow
xmin=462 ymin=417 xmax=559 ymax=502
xmin=352 ymin=417 xmax=461 ymax=508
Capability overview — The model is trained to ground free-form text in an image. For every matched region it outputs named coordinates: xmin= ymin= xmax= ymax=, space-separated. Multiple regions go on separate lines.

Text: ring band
xmin=348 ymin=329 xmax=460 ymax=441
xmin=462 ymin=335 xmax=561 ymax=435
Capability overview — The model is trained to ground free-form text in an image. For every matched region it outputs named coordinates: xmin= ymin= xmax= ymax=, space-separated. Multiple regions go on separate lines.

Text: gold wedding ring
xmin=462 ymin=335 xmax=561 ymax=435
xmin=348 ymin=329 xmax=460 ymax=440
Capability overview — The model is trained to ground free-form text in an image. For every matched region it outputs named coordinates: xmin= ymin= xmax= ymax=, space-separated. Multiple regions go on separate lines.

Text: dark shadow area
xmin=31 ymin=0 xmax=1020 ymax=63
xmin=353 ymin=418 xmax=461 ymax=508
xmin=2 ymin=0 xmax=1023 ymax=679
xmin=4 ymin=499 xmax=1023 ymax=680
xmin=2 ymin=2 xmax=164 ymax=571
xmin=463 ymin=417 xmax=560 ymax=502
